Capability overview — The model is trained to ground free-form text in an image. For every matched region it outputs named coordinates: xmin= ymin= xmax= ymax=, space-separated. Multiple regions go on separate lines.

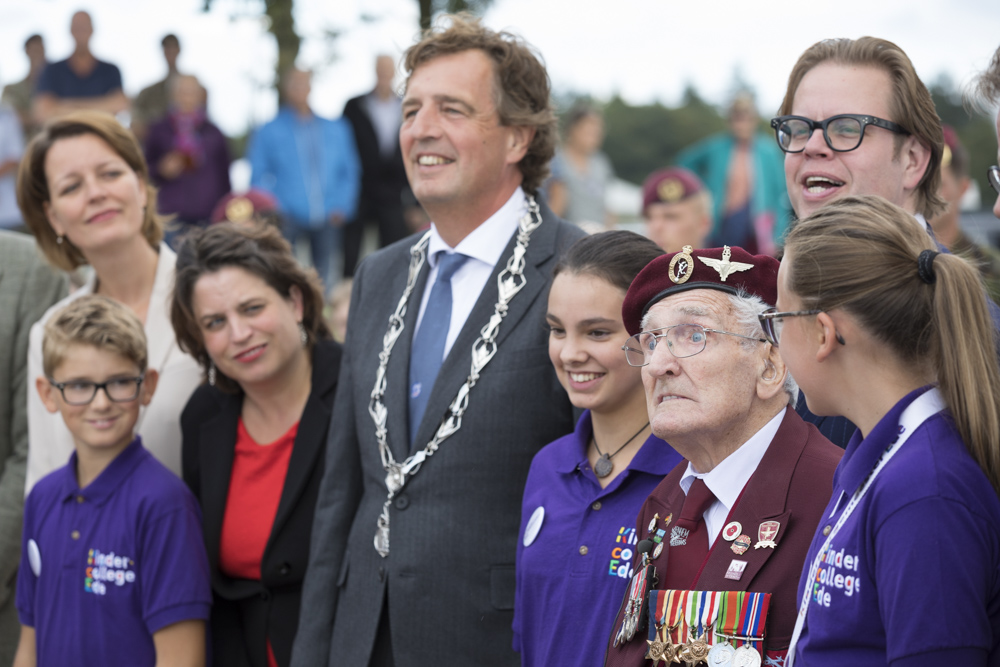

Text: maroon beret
xmin=642 ymin=167 xmax=705 ymax=214
xmin=210 ymin=189 xmax=278 ymax=224
xmin=622 ymin=245 xmax=779 ymax=335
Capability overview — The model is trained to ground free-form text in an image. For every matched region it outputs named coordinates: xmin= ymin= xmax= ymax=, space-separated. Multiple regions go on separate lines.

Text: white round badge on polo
xmin=27 ymin=539 xmax=41 ymax=576
xmin=523 ymin=506 xmax=545 ymax=547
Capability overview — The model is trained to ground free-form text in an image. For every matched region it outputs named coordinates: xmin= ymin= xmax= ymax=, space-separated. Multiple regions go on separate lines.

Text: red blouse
xmin=219 ymin=418 xmax=298 ymax=581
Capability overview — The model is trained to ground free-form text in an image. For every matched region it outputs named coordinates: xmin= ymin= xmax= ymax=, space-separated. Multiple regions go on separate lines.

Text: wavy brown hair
xmin=970 ymin=44 xmax=1000 ymax=111
xmin=402 ymin=14 xmax=556 ymax=193
xmin=778 ymin=37 xmax=945 ymax=219
xmin=17 ymin=110 xmax=164 ymax=272
xmin=170 ymin=223 xmax=330 ymax=394
xmin=784 ymin=195 xmax=1000 ymax=492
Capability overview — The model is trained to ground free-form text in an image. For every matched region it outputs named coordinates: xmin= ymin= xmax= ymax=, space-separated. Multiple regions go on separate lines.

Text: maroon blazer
xmin=605 ymin=408 xmax=842 ymax=666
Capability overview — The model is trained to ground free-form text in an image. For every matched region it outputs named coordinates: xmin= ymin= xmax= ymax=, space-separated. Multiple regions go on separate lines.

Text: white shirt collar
xmin=426 ymin=187 xmax=526 ymax=269
xmin=679 ymin=407 xmax=786 ymax=510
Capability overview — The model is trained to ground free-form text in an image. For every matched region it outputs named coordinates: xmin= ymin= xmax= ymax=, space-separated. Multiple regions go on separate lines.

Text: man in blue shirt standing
xmin=33 ymin=11 xmax=128 ymax=125
xmin=249 ymin=67 xmax=361 ymax=291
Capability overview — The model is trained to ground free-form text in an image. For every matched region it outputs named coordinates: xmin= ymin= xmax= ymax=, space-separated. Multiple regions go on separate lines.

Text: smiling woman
xmin=19 ymin=110 xmax=202 ymax=493
xmin=169 ymin=222 xmax=341 ymax=667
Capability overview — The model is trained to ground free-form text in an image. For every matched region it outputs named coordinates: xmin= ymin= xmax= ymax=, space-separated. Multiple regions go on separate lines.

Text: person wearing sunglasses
xmin=604 ymin=245 xmax=841 ymax=667
xmin=775 ymin=195 xmax=1000 ymax=667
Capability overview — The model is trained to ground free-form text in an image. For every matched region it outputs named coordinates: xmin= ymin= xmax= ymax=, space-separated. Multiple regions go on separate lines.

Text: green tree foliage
xmin=203 ymin=0 xmax=300 ymax=94
xmin=576 ymin=87 xmax=728 ymax=186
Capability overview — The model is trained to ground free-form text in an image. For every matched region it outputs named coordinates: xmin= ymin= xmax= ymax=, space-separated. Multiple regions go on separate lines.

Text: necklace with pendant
xmin=592 ymin=421 xmax=650 ymax=478
xmin=368 ymin=195 xmax=543 ymax=558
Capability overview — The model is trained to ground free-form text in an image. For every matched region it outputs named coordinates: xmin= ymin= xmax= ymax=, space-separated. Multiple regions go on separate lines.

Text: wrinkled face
xmin=546 ymin=272 xmax=642 ymax=416
xmin=191 ymin=267 xmax=305 ymax=390
xmin=640 ymin=290 xmax=764 ymax=448
xmin=785 ymin=62 xmax=914 ymax=220
xmin=400 ymin=49 xmax=525 ymax=214
xmin=645 ymin=197 xmax=710 ymax=253
xmin=38 ymin=344 xmax=155 ymax=457
xmin=44 ymin=133 xmax=148 ymax=256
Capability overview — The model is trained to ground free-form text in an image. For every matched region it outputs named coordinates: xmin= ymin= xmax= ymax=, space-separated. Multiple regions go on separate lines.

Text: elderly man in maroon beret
xmin=604 ymin=245 xmax=841 ymax=667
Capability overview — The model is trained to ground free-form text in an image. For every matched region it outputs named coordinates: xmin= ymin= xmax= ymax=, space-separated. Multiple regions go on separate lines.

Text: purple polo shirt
xmin=513 ymin=411 xmax=683 ymax=667
xmin=793 ymin=387 xmax=1000 ymax=667
xmin=17 ymin=436 xmax=212 ymax=666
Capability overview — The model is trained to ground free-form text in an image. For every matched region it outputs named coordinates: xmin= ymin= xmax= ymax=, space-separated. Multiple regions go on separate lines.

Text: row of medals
xmin=648 ymin=629 xmax=761 ymax=666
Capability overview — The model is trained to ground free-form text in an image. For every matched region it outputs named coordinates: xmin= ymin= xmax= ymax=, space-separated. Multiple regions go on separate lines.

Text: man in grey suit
xmin=0 ymin=230 xmax=66 ymax=664
xmin=292 ymin=16 xmax=584 ymax=667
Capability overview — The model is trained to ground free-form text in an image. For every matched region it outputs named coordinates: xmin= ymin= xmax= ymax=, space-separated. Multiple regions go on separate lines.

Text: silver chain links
xmin=369 ymin=196 xmax=543 ymax=557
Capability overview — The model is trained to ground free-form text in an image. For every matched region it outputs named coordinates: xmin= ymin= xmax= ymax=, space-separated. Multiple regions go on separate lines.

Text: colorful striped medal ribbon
xmin=614 ymin=561 xmax=650 ymax=646
xmin=679 ymin=590 xmax=711 ymax=664
xmin=732 ymin=592 xmax=767 ymax=667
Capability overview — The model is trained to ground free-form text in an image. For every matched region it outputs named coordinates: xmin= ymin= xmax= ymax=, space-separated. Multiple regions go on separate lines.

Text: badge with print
xmin=669 ymin=525 xmax=689 ymax=547
xmin=668 ymin=246 xmax=695 ymax=284
xmin=724 ymin=559 xmax=747 ymax=581
xmin=723 ymin=521 xmax=742 ymax=542
xmin=27 ymin=539 xmax=41 ymax=576
xmin=731 ymin=534 xmax=751 ymax=555
xmin=653 ymin=542 xmax=664 ymax=560
xmin=523 ymin=506 xmax=544 ymax=547
xmin=754 ymin=521 xmax=780 ymax=549
xmin=648 ymin=513 xmax=660 ymax=533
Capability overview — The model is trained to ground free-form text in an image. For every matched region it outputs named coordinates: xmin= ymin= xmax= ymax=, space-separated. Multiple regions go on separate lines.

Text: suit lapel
xmin=413 ymin=202 xmax=559 ymax=447
xmin=696 ymin=410 xmax=806 ymax=589
xmin=198 ymin=397 xmax=240 ymax=566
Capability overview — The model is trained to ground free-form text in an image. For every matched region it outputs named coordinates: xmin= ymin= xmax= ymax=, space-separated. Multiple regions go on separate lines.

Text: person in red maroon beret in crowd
xmin=641 ymin=167 xmax=712 ymax=254
xmin=604 ymin=245 xmax=841 ymax=667
xmin=210 ymin=189 xmax=282 ymax=229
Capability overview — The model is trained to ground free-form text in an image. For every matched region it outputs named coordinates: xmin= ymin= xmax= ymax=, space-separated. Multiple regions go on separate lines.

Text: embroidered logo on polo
xmin=85 ymin=548 xmax=136 ymax=595
xmin=609 ymin=526 xmax=638 ymax=579
xmin=811 ymin=545 xmax=861 ymax=608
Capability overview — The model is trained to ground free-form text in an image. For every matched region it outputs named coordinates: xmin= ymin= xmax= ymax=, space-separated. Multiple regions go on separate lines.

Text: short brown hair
xmin=778 ymin=37 xmax=945 ymax=219
xmin=17 ymin=111 xmax=164 ymax=272
xmin=402 ymin=14 xmax=556 ymax=193
xmin=785 ymin=195 xmax=1000 ymax=491
xmin=43 ymin=295 xmax=148 ymax=377
xmin=170 ymin=223 xmax=331 ymax=394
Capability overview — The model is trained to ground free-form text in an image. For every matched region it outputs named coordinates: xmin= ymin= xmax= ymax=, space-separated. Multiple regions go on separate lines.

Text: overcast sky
xmin=2 ymin=0 xmax=998 ymax=139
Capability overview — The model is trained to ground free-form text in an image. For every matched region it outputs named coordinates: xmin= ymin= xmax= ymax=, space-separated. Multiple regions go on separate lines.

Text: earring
xmin=56 ymin=235 xmax=64 ymax=245
xmin=299 ymin=322 xmax=308 ymax=346
xmin=208 ymin=363 xmax=216 ymax=387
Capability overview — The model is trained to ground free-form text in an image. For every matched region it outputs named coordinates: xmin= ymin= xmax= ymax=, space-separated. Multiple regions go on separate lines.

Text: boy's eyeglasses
xmin=770 ymin=114 xmax=907 ymax=154
xmin=48 ymin=376 xmax=145 ymax=406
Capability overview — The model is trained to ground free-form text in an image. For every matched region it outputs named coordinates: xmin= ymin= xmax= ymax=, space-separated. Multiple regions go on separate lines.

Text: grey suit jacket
xmin=292 ymin=200 xmax=584 ymax=666
xmin=0 ymin=231 xmax=66 ymax=662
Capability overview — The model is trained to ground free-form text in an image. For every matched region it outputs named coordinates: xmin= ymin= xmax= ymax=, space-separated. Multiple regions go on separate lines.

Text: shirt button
xmin=822 ymin=525 xmax=832 ymax=536
xmin=71 ymin=530 xmax=80 ymax=540
xmin=279 ymin=563 xmax=291 ymax=576
xmin=592 ymin=501 xmax=602 ymax=511
xmin=394 ymin=495 xmax=409 ymax=510
xmin=579 ymin=545 xmax=589 ymax=556
xmin=76 ymin=495 xmax=85 ymax=503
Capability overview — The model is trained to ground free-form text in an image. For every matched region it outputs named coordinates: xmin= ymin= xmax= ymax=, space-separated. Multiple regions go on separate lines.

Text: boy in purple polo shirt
xmin=13 ymin=296 xmax=211 ymax=667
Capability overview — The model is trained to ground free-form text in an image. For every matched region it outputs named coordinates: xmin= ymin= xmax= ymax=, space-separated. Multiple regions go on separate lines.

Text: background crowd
xmin=1 ymin=4 xmax=1000 ymax=667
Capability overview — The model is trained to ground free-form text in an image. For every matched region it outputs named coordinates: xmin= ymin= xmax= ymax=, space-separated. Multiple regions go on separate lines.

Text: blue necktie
xmin=408 ymin=252 xmax=468 ymax=446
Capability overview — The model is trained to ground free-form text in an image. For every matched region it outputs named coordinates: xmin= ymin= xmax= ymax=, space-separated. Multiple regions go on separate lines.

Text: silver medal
xmin=732 ymin=645 xmax=761 ymax=667
xmin=707 ymin=642 xmax=735 ymax=665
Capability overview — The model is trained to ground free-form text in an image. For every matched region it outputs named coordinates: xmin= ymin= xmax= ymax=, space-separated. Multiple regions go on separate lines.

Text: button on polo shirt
xmin=17 ymin=436 xmax=212 ymax=666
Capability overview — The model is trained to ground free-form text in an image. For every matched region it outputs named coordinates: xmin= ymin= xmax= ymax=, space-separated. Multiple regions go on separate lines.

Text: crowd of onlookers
xmin=3 ymin=8 xmax=1000 ymax=667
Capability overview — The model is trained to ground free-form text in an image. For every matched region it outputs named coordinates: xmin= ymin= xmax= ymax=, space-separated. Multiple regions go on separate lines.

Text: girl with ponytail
xmin=772 ymin=195 xmax=1000 ymax=667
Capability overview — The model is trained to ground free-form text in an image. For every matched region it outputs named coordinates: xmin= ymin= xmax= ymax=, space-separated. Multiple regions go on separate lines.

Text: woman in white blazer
xmin=18 ymin=110 xmax=201 ymax=492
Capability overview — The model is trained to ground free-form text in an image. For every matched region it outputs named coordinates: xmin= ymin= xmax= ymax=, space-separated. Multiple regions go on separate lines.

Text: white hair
xmin=725 ymin=290 xmax=799 ymax=406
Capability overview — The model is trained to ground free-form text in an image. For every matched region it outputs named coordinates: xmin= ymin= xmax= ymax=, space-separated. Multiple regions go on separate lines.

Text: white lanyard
xmin=786 ymin=388 xmax=946 ymax=666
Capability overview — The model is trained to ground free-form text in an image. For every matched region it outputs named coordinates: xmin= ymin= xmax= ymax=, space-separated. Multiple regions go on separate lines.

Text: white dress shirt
xmin=414 ymin=187 xmax=526 ymax=360
xmin=678 ymin=407 xmax=786 ymax=547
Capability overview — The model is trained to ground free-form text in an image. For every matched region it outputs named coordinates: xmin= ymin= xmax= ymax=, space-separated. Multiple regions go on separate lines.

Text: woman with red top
xmin=170 ymin=222 xmax=341 ymax=667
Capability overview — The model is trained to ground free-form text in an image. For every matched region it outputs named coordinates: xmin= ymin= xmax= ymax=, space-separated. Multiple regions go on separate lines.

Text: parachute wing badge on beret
xmin=698 ymin=245 xmax=754 ymax=282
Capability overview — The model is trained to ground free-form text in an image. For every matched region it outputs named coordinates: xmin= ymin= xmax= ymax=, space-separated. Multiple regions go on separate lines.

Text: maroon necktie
xmin=663 ymin=477 xmax=716 ymax=590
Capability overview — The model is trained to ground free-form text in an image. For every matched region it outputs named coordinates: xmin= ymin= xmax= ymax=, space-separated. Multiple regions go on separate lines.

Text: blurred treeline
xmin=556 ymin=75 xmax=997 ymax=209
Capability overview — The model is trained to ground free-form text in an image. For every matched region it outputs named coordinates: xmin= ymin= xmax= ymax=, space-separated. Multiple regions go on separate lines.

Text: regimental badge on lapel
xmin=698 ymin=245 xmax=754 ymax=282
xmin=669 ymin=525 xmax=689 ymax=547
xmin=754 ymin=520 xmax=780 ymax=549
xmin=668 ymin=246 xmax=694 ymax=284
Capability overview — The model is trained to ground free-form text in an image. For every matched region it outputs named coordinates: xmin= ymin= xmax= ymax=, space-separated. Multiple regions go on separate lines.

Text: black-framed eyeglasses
xmin=621 ymin=324 xmax=766 ymax=367
xmin=757 ymin=308 xmax=821 ymax=346
xmin=48 ymin=376 xmax=145 ymax=406
xmin=770 ymin=114 xmax=908 ymax=154
xmin=989 ymin=165 xmax=1000 ymax=195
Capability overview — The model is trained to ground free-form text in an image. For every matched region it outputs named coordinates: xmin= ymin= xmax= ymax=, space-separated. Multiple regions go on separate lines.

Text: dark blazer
xmin=291 ymin=199 xmax=585 ymax=667
xmin=342 ymin=92 xmax=410 ymax=215
xmin=605 ymin=408 xmax=843 ymax=666
xmin=181 ymin=339 xmax=342 ymax=667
